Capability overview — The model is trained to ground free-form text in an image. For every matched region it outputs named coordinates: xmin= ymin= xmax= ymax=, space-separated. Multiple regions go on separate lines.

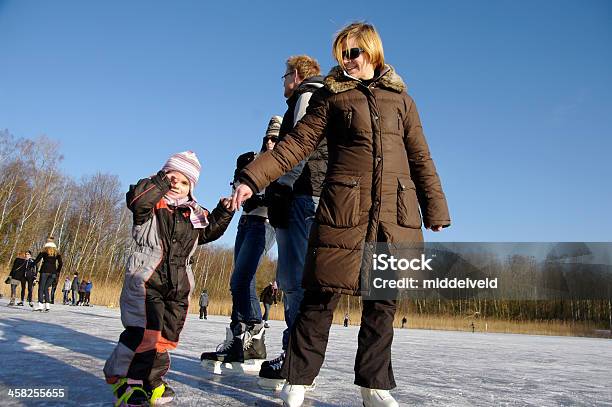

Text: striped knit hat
xmin=265 ymin=116 xmax=283 ymax=138
xmin=161 ymin=151 xmax=201 ymax=198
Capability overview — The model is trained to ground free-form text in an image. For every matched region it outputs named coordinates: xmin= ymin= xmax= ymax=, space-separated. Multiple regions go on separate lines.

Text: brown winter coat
xmin=240 ymin=65 xmax=450 ymax=295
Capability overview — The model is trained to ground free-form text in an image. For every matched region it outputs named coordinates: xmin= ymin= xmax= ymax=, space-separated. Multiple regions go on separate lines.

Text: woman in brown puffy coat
xmin=233 ymin=22 xmax=450 ymax=407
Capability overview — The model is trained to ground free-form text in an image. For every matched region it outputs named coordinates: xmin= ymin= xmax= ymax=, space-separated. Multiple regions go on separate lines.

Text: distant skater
xmin=199 ymin=289 xmax=209 ymax=319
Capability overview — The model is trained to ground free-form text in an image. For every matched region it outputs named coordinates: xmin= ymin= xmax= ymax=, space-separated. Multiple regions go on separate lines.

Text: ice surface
xmin=0 ymin=299 xmax=611 ymax=406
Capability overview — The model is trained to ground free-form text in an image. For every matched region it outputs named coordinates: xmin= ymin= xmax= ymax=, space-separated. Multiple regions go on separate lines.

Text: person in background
xmin=401 ymin=316 xmax=407 ymax=329
xmin=33 ymin=237 xmax=63 ymax=312
xmin=260 ymin=282 xmax=278 ymax=328
xmin=200 ymin=117 xmax=279 ymax=368
xmin=343 ymin=313 xmax=350 ymax=328
xmin=62 ymin=276 xmax=71 ymax=305
xmin=8 ymin=251 xmax=28 ymax=306
xmin=84 ymin=280 xmax=93 ymax=306
xmin=24 ymin=251 xmax=37 ymax=307
xmin=199 ymin=289 xmax=209 ymax=320
xmin=50 ymin=271 xmax=59 ymax=304
xmin=71 ymin=273 xmax=79 ymax=306
xmin=258 ymin=55 xmax=327 ymax=389
xmin=78 ymin=279 xmax=87 ymax=305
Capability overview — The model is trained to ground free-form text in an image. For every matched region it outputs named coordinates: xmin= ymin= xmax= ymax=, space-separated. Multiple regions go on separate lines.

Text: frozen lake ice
xmin=0 ymin=299 xmax=610 ymax=406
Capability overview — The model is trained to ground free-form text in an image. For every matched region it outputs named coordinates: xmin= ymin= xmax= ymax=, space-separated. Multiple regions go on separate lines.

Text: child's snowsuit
xmin=104 ymin=171 xmax=233 ymax=388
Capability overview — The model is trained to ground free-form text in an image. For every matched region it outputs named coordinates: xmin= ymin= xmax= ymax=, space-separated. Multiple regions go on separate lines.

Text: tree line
xmin=1 ymin=130 xmax=609 ymax=326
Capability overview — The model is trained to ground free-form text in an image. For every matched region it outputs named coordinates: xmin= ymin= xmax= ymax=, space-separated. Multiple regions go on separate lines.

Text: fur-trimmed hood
xmin=323 ymin=64 xmax=406 ymax=94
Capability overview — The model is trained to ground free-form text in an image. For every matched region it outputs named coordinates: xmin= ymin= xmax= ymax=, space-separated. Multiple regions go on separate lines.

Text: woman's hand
xmin=231 ymin=184 xmax=253 ymax=211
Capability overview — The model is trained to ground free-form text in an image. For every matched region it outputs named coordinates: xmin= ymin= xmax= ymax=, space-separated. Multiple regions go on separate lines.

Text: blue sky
xmin=1 ymin=0 xmax=611 ymax=246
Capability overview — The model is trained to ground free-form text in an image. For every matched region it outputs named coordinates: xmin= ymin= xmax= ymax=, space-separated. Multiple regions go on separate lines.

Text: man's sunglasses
xmin=265 ymin=136 xmax=279 ymax=142
xmin=342 ymin=47 xmax=365 ymax=60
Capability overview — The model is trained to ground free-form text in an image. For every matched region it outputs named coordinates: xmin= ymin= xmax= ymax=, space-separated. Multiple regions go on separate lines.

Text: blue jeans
xmin=38 ymin=273 xmax=55 ymax=303
xmin=275 ymin=195 xmax=319 ymax=350
xmin=262 ymin=302 xmax=272 ymax=321
xmin=230 ymin=215 xmax=275 ymax=325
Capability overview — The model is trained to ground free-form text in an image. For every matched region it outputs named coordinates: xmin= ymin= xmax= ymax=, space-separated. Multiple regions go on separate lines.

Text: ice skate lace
xmin=242 ymin=331 xmax=254 ymax=350
xmin=270 ymin=353 xmax=285 ymax=370
xmin=215 ymin=337 xmax=235 ymax=352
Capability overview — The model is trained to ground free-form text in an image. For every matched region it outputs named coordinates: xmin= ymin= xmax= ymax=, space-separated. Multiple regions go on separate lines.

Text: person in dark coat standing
xmin=23 ymin=251 xmax=37 ymax=307
xmin=78 ymin=280 xmax=87 ymax=305
xmin=71 ymin=273 xmax=79 ymax=305
xmin=259 ymin=282 xmax=278 ymax=326
xmin=232 ymin=22 xmax=451 ymax=407
xmin=8 ymin=251 xmax=30 ymax=306
xmin=84 ymin=280 xmax=93 ymax=306
xmin=199 ymin=289 xmax=209 ymax=320
xmin=33 ymin=238 xmax=63 ymax=312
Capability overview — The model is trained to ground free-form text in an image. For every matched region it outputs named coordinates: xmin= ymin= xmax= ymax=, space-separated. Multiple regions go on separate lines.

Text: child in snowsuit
xmin=103 ymin=151 xmax=234 ymax=406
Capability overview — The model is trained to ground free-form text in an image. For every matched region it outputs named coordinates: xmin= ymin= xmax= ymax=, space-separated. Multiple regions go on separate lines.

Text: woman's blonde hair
xmin=44 ymin=246 xmax=58 ymax=257
xmin=332 ymin=22 xmax=385 ymax=71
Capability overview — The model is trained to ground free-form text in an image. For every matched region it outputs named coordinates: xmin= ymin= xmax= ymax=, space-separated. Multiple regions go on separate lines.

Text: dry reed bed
xmin=1 ymin=281 xmax=608 ymax=338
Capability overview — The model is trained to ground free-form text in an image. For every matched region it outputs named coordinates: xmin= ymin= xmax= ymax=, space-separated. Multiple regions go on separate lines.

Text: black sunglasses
xmin=265 ymin=136 xmax=279 ymax=142
xmin=281 ymin=71 xmax=295 ymax=80
xmin=342 ymin=47 xmax=365 ymax=60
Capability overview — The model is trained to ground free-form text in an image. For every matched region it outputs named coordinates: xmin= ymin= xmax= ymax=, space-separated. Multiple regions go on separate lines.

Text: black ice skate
xmin=258 ymin=352 xmax=316 ymax=392
xmin=200 ymin=323 xmax=266 ymax=375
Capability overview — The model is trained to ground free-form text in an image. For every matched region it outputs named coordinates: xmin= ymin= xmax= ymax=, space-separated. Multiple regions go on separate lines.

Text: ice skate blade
xmin=257 ymin=377 xmax=286 ymax=391
xmin=201 ymin=359 xmax=265 ymax=375
xmin=258 ymin=378 xmax=317 ymax=392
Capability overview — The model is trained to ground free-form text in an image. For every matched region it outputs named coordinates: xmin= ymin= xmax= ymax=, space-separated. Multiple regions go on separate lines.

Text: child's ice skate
xmin=148 ymin=381 xmax=175 ymax=405
xmin=360 ymin=387 xmax=399 ymax=407
xmin=110 ymin=378 xmax=149 ymax=407
xmin=200 ymin=324 xmax=266 ymax=374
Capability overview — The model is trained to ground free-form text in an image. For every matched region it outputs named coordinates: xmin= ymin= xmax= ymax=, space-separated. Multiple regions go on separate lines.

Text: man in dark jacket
xmin=199 ymin=289 xmax=209 ymax=319
xmin=259 ymin=282 xmax=278 ymax=326
xmin=71 ymin=273 xmax=79 ymax=306
xmin=24 ymin=251 xmax=37 ymax=306
xmin=9 ymin=251 xmax=30 ymax=306
xmin=259 ymin=55 xmax=328 ymax=386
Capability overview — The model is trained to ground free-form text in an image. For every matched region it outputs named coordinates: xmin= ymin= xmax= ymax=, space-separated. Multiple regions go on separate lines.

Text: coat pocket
xmin=397 ymin=177 xmax=422 ymax=228
xmin=317 ymin=174 xmax=361 ymax=228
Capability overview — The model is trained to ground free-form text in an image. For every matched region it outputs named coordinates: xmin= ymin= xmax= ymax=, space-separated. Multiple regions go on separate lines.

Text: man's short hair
xmin=286 ymin=55 xmax=321 ymax=81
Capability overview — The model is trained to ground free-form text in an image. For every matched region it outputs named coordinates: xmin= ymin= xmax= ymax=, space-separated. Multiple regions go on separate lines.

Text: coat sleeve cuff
xmin=237 ymin=172 xmax=260 ymax=194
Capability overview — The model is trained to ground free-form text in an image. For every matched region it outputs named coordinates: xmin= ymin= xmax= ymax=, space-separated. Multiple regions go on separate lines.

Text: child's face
xmin=166 ymin=171 xmax=191 ymax=199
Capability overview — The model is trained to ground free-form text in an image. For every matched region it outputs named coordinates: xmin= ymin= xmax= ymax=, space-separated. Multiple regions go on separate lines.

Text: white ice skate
xmin=280 ymin=383 xmax=305 ymax=407
xmin=360 ymin=387 xmax=399 ymax=407
xmin=44 ymin=302 xmax=50 ymax=312
xmin=33 ymin=302 xmax=44 ymax=312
